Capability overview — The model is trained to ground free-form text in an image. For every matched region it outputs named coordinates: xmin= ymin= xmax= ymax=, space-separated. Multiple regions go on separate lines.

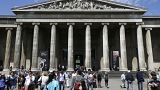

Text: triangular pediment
xmin=12 ymin=0 xmax=146 ymax=12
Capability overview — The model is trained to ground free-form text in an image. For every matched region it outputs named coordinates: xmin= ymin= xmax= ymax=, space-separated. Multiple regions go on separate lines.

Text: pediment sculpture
xmin=34 ymin=0 xmax=129 ymax=10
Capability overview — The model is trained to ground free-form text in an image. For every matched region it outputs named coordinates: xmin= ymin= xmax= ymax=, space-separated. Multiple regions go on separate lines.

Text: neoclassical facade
xmin=0 ymin=0 xmax=160 ymax=71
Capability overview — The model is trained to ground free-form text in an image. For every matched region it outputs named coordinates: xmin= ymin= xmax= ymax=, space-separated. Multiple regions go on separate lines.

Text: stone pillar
xmin=136 ymin=23 xmax=146 ymax=71
xmin=101 ymin=23 xmax=110 ymax=71
xmin=85 ymin=23 xmax=92 ymax=70
xmin=145 ymin=28 xmax=154 ymax=71
xmin=3 ymin=28 xmax=12 ymax=71
xmin=31 ymin=23 xmax=40 ymax=71
xmin=49 ymin=23 xmax=57 ymax=72
xmin=119 ymin=23 xmax=128 ymax=71
xmin=20 ymin=42 xmax=26 ymax=68
xmin=67 ymin=23 xmax=74 ymax=71
xmin=13 ymin=23 xmax=22 ymax=71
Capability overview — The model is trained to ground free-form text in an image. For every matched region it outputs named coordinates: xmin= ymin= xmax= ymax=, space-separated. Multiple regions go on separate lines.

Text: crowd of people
xmin=0 ymin=68 xmax=160 ymax=90
xmin=120 ymin=70 xmax=160 ymax=90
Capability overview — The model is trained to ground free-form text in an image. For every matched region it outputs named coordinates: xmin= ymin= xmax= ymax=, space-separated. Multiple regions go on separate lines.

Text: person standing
xmin=120 ymin=72 xmax=126 ymax=88
xmin=126 ymin=70 xmax=134 ymax=90
xmin=136 ymin=69 xmax=145 ymax=90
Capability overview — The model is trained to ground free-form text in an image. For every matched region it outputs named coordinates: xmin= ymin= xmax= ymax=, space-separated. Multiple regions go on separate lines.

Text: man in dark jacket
xmin=126 ymin=70 xmax=134 ymax=90
xmin=136 ymin=69 xmax=144 ymax=90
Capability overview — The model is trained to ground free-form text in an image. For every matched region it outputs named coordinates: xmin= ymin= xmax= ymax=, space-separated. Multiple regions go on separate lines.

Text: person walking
xmin=70 ymin=70 xmax=87 ymax=90
xmin=148 ymin=71 xmax=160 ymax=90
xmin=58 ymin=71 xmax=65 ymax=90
xmin=126 ymin=70 xmax=134 ymax=90
xmin=64 ymin=72 xmax=71 ymax=88
xmin=97 ymin=71 xmax=102 ymax=88
xmin=9 ymin=72 xmax=18 ymax=90
xmin=43 ymin=72 xmax=59 ymax=90
xmin=38 ymin=72 xmax=48 ymax=90
xmin=120 ymin=72 xmax=126 ymax=88
xmin=136 ymin=69 xmax=145 ymax=90
xmin=104 ymin=72 xmax=109 ymax=88
xmin=0 ymin=73 xmax=5 ymax=90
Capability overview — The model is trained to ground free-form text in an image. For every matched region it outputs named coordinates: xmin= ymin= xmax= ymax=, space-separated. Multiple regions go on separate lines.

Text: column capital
xmin=16 ymin=22 xmax=23 ymax=25
xmin=5 ymin=28 xmax=13 ymax=31
xmin=32 ymin=23 xmax=40 ymax=25
xmin=119 ymin=23 xmax=127 ymax=25
xmin=145 ymin=28 xmax=152 ymax=31
xmin=50 ymin=23 xmax=58 ymax=26
xmin=102 ymin=23 xmax=109 ymax=25
xmin=67 ymin=23 xmax=75 ymax=25
xmin=84 ymin=23 xmax=92 ymax=26
xmin=136 ymin=22 xmax=144 ymax=25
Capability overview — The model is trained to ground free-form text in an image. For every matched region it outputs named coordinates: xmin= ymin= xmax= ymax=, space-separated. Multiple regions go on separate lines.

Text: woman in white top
xmin=38 ymin=72 xmax=48 ymax=90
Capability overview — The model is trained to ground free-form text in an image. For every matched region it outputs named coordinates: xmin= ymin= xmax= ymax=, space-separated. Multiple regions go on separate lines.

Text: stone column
xmin=13 ymin=23 xmax=22 ymax=71
xmin=49 ymin=23 xmax=57 ymax=72
xmin=67 ymin=23 xmax=75 ymax=71
xmin=85 ymin=23 xmax=92 ymax=70
xmin=137 ymin=23 xmax=146 ymax=71
xmin=20 ymin=42 xmax=26 ymax=68
xmin=101 ymin=23 xmax=110 ymax=71
xmin=31 ymin=23 xmax=40 ymax=71
xmin=3 ymin=28 xmax=12 ymax=71
xmin=119 ymin=23 xmax=128 ymax=71
xmin=145 ymin=28 xmax=154 ymax=71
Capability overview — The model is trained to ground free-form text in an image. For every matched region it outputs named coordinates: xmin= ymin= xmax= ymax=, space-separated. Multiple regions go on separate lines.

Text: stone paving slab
xmin=65 ymin=78 xmax=148 ymax=90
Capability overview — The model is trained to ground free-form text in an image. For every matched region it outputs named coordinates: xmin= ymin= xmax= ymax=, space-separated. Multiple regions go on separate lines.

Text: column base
xmin=86 ymin=68 xmax=92 ymax=71
xmin=31 ymin=68 xmax=40 ymax=71
xmin=49 ymin=68 xmax=57 ymax=72
xmin=3 ymin=69 xmax=10 ymax=72
xmin=12 ymin=68 xmax=18 ymax=71
xmin=100 ymin=68 xmax=110 ymax=72
xmin=140 ymin=68 xmax=147 ymax=71
xmin=120 ymin=68 xmax=128 ymax=71
xmin=67 ymin=68 xmax=74 ymax=71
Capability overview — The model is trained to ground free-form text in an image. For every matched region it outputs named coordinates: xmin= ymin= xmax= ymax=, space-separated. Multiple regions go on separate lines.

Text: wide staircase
xmin=108 ymin=71 xmax=149 ymax=78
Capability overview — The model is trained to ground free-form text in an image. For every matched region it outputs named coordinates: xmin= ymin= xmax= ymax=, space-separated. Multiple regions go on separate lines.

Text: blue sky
xmin=0 ymin=0 xmax=160 ymax=16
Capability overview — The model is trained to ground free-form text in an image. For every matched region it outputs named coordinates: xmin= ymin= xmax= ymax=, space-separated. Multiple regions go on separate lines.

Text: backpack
xmin=74 ymin=80 xmax=82 ymax=90
xmin=129 ymin=74 xmax=135 ymax=81
xmin=74 ymin=76 xmax=83 ymax=90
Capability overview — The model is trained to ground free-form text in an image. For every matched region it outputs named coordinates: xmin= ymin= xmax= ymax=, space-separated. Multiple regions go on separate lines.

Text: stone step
xmin=108 ymin=71 xmax=149 ymax=78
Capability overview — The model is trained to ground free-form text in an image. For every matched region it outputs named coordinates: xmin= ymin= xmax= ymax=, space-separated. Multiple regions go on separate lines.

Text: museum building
xmin=0 ymin=0 xmax=160 ymax=71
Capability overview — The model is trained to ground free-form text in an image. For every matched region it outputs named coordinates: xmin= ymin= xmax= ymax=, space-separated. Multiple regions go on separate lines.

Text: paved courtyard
xmin=65 ymin=78 xmax=149 ymax=90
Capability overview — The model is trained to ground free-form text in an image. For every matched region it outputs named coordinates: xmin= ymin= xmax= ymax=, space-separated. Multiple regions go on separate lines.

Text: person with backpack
xmin=126 ymin=70 xmax=134 ymax=90
xmin=70 ymin=70 xmax=87 ymax=90
xmin=136 ymin=69 xmax=145 ymax=90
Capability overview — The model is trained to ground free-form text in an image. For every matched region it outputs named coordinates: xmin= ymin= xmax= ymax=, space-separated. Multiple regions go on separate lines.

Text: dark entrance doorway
xmin=111 ymin=51 xmax=120 ymax=71
xmin=74 ymin=55 xmax=84 ymax=69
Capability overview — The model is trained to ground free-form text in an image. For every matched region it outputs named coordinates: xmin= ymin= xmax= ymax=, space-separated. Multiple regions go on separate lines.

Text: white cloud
xmin=111 ymin=0 xmax=141 ymax=5
xmin=112 ymin=0 xmax=158 ymax=5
